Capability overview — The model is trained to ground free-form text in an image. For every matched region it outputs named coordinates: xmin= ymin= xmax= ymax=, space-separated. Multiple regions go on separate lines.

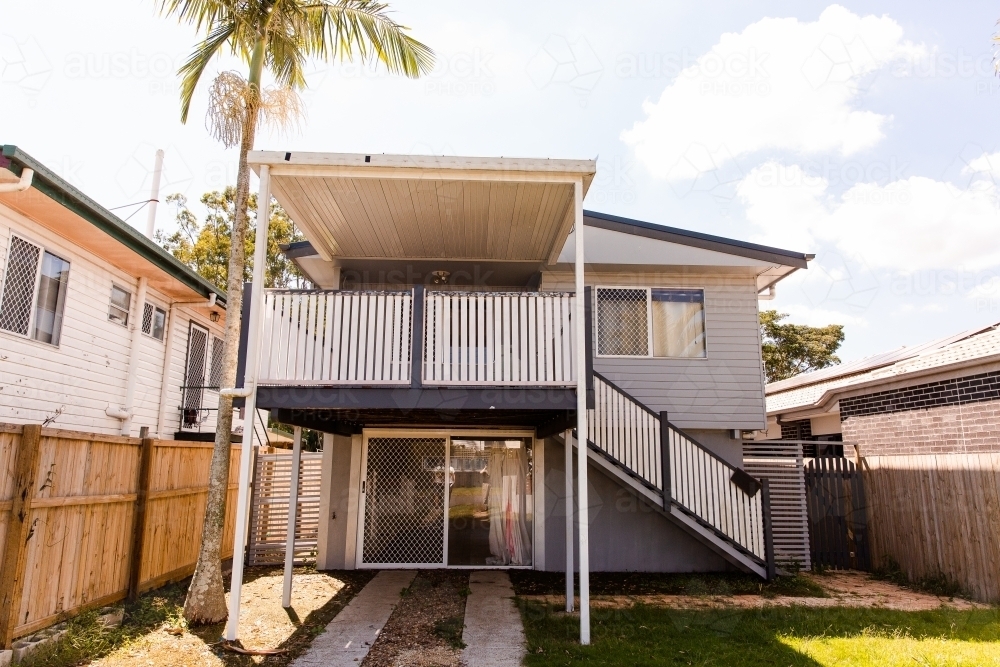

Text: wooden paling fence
xmin=248 ymin=451 xmax=323 ymax=566
xmin=863 ymin=452 xmax=1000 ymax=603
xmin=804 ymin=456 xmax=870 ymax=571
xmin=0 ymin=424 xmax=240 ymax=647
xmin=743 ymin=441 xmax=810 ymax=571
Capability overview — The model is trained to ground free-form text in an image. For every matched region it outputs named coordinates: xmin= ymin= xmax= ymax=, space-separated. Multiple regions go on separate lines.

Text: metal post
xmin=145 ymin=149 xmax=164 ymax=239
xmin=573 ymin=179 xmax=590 ymax=645
xmin=282 ymin=426 xmax=303 ymax=608
xmin=563 ymin=429 xmax=573 ymax=612
xmin=225 ymin=164 xmax=271 ymax=641
xmin=659 ymin=411 xmax=670 ymax=511
xmin=410 ymin=284 xmax=424 ymax=388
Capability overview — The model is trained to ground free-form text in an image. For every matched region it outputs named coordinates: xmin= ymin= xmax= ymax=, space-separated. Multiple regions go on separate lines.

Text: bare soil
xmin=90 ymin=567 xmax=373 ymax=667
xmin=361 ymin=570 xmax=470 ymax=667
xmin=520 ymin=570 xmax=987 ymax=612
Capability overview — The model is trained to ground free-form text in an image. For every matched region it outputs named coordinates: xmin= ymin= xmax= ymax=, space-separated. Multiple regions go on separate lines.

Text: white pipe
xmin=282 ymin=426 xmax=303 ymax=608
xmin=573 ymin=179 xmax=590 ymax=645
xmin=564 ymin=428 xmax=574 ymax=612
xmin=116 ymin=276 xmax=148 ymax=436
xmin=154 ymin=302 xmax=177 ymax=439
xmin=226 ymin=164 xmax=271 ymax=641
xmin=145 ymin=150 xmax=164 ymax=239
xmin=0 ymin=168 xmax=33 ymax=193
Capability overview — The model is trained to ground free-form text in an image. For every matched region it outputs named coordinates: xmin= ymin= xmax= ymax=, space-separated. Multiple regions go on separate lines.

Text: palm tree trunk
xmin=183 ymin=106 xmax=259 ymax=625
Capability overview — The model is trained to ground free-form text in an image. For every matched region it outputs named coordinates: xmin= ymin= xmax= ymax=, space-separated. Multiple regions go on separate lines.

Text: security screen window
xmin=651 ymin=289 xmax=706 ymax=358
xmin=597 ymin=287 xmax=707 ymax=359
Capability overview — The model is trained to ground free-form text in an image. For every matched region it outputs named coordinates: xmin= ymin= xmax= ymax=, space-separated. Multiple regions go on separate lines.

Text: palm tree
xmin=159 ymin=0 xmax=433 ymax=624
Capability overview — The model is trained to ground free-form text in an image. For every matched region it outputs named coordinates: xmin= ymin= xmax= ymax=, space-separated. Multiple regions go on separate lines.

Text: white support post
xmin=225 ymin=165 xmax=271 ymax=641
xmin=145 ymin=149 xmax=164 ymax=239
xmin=564 ymin=428 xmax=574 ymax=612
xmin=282 ymin=426 xmax=303 ymax=608
xmin=573 ymin=179 xmax=590 ymax=645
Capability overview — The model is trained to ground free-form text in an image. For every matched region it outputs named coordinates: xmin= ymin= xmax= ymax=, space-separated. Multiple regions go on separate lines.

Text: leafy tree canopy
xmin=760 ymin=309 xmax=845 ymax=384
xmin=157 ymin=188 xmax=306 ymax=290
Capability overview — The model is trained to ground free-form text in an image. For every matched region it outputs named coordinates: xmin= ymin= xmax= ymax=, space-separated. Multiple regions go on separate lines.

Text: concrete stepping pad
xmin=292 ymin=569 xmax=416 ymax=666
xmin=461 ymin=570 xmax=527 ymax=667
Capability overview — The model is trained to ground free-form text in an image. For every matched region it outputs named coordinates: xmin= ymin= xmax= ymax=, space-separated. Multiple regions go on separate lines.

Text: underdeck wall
xmin=541 ymin=437 xmax=728 ymax=573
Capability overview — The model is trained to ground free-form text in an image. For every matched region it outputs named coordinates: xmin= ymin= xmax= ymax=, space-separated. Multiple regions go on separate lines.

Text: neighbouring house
xmin=0 ymin=145 xmax=230 ymax=439
xmin=763 ymin=321 xmax=1000 ymax=456
xmin=236 ymin=151 xmax=811 ymax=578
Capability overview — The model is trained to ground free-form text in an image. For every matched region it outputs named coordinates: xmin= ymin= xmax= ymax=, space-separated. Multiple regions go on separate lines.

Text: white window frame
xmin=594 ymin=285 xmax=708 ymax=360
xmin=141 ymin=300 xmax=168 ymax=342
xmin=108 ymin=283 xmax=132 ymax=327
xmin=0 ymin=233 xmax=70 ymax=348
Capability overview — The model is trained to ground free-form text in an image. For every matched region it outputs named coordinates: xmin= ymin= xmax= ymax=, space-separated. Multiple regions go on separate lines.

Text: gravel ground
xmin=362 ymin=570 xmax=470 ymax=667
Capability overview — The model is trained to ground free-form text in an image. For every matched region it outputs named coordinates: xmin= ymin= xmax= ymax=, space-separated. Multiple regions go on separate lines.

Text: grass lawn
xmin=519 ymin=602 xmax=1000 ymax=666
xmin=510 ymin=570 xmax=826 ymax=598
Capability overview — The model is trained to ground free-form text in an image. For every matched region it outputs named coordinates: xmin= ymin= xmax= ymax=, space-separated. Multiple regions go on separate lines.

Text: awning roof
xmin=249 ymin=151 xmax=597 ymax=264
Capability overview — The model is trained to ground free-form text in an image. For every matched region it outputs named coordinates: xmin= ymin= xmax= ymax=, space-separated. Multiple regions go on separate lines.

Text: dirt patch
xmin=86 ymin=567 xmax=374 ymax=667
xmin=509 ymin=569 xmax=824 ymax=597
xmin=362 ymin=570 xmax=469 ymax=667
xmin=519 ymin=571 xmax=987 ymax=612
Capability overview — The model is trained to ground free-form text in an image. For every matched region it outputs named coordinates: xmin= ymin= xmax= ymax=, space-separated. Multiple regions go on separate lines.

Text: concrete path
xmin=291 ymin=569 xmax=416 ymax=667
xmin=462 ymin=571 xmax=527 ymax=667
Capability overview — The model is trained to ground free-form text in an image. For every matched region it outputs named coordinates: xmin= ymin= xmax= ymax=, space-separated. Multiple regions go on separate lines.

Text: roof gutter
xmin=0 ymin=145 xmax=227 ymax=308
xmin=768 ymin=352 xmax=1000 ymax=418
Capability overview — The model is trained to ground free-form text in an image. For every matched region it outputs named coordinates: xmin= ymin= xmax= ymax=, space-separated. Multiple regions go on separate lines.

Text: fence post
xmin=127 ymin=427 xmax=155 ymax=602
xmin=761 ymin=478 xmax=776 ymax=581
xmin=659 ymin=412 xmax=671 ymax=511
xmin=0 ymin=424 xmax=43 ymax=648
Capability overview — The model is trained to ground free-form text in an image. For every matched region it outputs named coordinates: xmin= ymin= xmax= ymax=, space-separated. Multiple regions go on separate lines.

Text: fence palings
xmin=804 ymin=456 xmax=870 ymax=571
xmin=0 ymin=424 xmax=241 ymax=644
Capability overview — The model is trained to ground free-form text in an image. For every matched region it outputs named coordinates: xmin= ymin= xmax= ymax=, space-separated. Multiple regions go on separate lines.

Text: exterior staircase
xmin=568 ymin=371 xmax=776 ymax=579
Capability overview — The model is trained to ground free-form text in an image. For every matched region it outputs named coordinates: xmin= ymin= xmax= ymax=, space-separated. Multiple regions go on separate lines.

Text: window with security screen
xmin=0 ymin=236 xmax=70 ymax=346
xmin=208 ymin=335 xmax=225 ymax=388
xmin=596 ymin=287 xmax=706 ymax=358
xmin=141 ymin=302 xmax=166 ymax=341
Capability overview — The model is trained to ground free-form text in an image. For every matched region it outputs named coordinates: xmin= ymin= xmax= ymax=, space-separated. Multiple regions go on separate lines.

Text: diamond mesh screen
xmin=141 ymin=302 xmax=153 ymax=335
xmin=596 ymin=288 xmax=649 ymax=356
xmin=209 ymin=335 xmax=225 ymax=388
xmin=362 ymin=437 xmax=446 ymax=565
xmin=184 ymin=325 xmax=208 ymax=411
xmin=0 ymin=236 xmax=41 ymax=336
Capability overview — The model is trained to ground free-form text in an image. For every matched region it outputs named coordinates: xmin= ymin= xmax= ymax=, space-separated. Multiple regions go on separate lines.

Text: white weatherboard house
xmin=224 ymin=148 xmax=812 ymax=629
xmin=0 ymin=146 xmax=229 ymax=440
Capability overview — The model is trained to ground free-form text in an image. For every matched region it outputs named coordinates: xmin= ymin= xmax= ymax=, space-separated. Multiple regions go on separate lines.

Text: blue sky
xmin=2 ymin=1 xmax=999 ymax=361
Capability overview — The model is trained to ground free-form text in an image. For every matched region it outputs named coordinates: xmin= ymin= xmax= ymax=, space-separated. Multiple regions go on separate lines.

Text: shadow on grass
xmin=509 ymin=570 xmax=825 ymax=598
xmin=517 ymin=601 xmax=1000 ymax=667
xmin=21 ymin=567 xmax=375 ymax=667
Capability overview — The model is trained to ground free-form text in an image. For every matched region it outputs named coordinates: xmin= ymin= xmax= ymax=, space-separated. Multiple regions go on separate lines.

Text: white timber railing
xmin=588 ymin=372 xmax=767 ymax=562
xmin=258 ymin=290 xmax=412 ymax=385
xmin=422 ymin=291 xmax=576 ymax=386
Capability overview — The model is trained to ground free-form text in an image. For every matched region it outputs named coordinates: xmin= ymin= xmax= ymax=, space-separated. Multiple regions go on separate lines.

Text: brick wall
xmin=839 ymin=370 xmax=1000 ymax=418
xmin=841 ymin=397 xmax=1000 ymax=455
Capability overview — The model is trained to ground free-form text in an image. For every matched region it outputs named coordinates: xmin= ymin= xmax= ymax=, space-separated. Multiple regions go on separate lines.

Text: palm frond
xmin=178 ymin=21 xmax=237 ymax=123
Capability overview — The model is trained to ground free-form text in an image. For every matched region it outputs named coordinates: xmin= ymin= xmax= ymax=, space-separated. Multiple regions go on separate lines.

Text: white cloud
xmin=622 ymin=5 xmax=924 ymax=180
xmin=777 ymin=303 xmax=869 ymax=328
xmin=738 ymin=161 xmax=1000 ymax=271
xmin=967 ymin=276 xmax=1000 ymax=301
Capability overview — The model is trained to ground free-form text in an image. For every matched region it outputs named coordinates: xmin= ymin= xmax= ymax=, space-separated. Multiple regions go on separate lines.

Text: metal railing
xmin=588 ymin=372 xmax=767 ymax=562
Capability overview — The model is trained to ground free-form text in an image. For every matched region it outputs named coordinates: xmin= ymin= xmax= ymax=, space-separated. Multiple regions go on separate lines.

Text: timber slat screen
xmin=587 ymin=373 xmax=766 ymax=563
xmin=863 ymin=453 xmax=1000 ymax=603
xmin=743 ymin=441 xmax=810 ymax=570
xmin=0 ymin=424 xmax=240 ymax=645
xmin=247 ymin=451 xmax=323 ymax=566
xmin=422 ymin=291 xmax=576 ymax=386
xmin=804 ymin=456 xmax=870 ymax=571
xmin=258 ymin=290 xmax=413 ymax=385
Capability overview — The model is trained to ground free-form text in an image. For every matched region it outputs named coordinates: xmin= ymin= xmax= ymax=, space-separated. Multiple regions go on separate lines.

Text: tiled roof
xmin=766 ymin=322 xmax=1000 ymax=414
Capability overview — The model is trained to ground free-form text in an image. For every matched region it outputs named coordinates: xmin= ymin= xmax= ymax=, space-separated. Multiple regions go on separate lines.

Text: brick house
xmin=763 ymin=321 xmax=1000 ymax=456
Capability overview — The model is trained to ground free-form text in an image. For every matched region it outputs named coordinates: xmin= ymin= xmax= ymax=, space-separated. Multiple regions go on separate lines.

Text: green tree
xmin=158 ymin=189 xmax=306 ymax=290
xmin=760 ymin=309 xmax=845 ymax=384
xmin=159 ymin=0 xmax=433 ymax=624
